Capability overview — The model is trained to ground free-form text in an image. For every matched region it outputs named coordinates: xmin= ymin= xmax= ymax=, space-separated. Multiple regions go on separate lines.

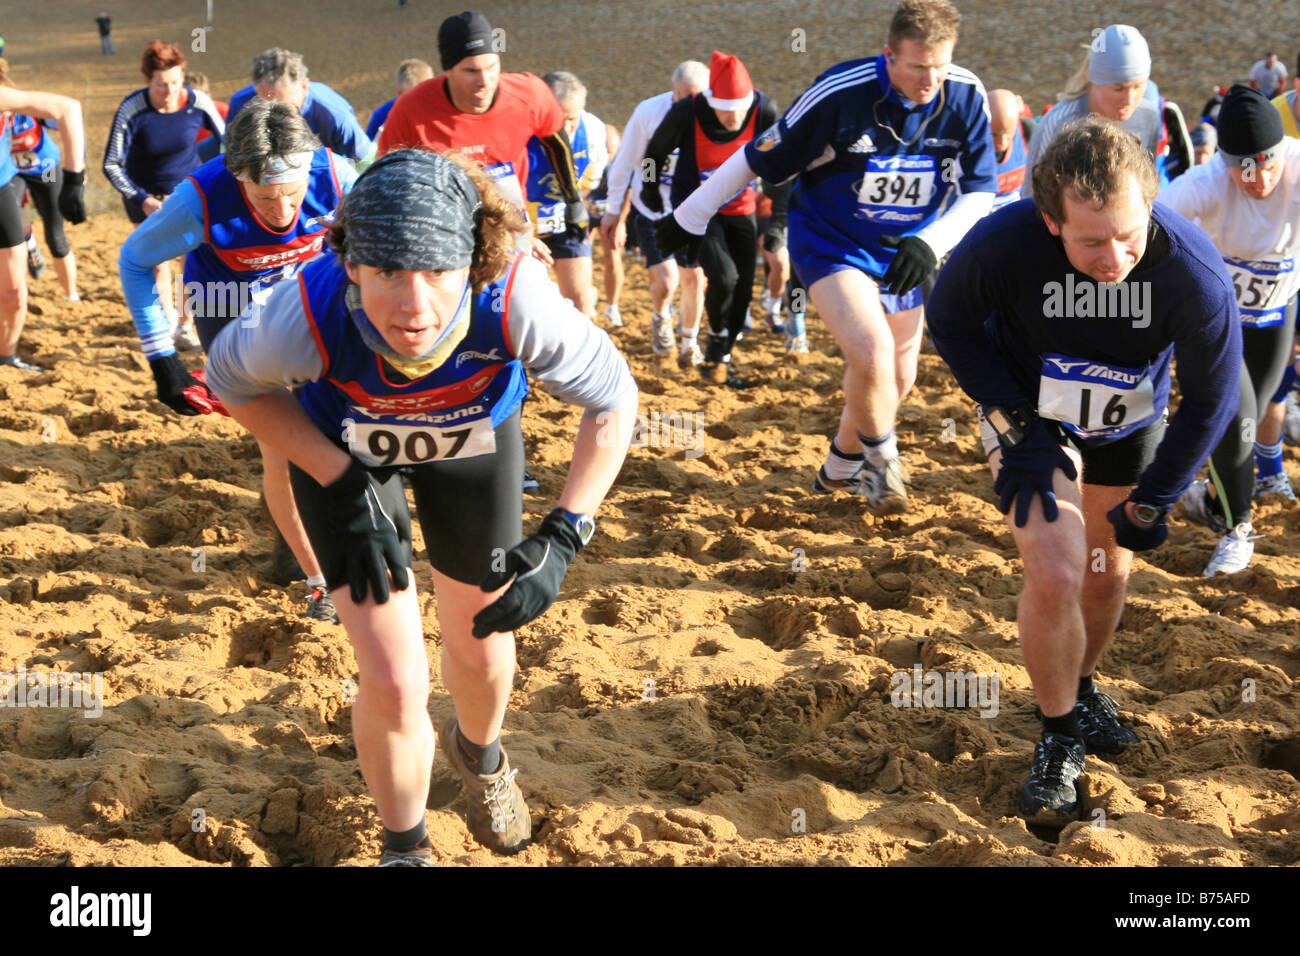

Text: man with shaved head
xmin=989 ymin=88 xmax=1033 ymax=209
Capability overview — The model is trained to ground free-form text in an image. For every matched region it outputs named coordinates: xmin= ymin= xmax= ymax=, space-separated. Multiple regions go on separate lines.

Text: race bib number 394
xmin=856 ymin=155 xmax=936 ymax=209
xmin=1037 ymin=353 xmax=1158 ymax=440
xmin=346 ymin=415 xmax=497 ymax=467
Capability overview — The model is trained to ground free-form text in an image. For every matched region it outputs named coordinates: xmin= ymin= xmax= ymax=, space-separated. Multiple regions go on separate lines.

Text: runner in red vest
xmin=989 ymin=89 xmax=1030 ymax=209
xmin=642 ymin=51 xmax=785 ymax=386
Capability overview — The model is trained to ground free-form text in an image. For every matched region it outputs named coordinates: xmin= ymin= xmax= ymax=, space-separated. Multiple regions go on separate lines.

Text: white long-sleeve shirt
xmin=603 ymin=90 xmax=676 ymax=221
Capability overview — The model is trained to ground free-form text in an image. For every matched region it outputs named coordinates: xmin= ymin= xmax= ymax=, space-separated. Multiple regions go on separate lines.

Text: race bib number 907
xmin=347 ymin=416 xmax=496 ymax=467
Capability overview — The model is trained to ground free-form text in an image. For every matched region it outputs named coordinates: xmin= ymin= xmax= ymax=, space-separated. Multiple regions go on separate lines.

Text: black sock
xmin=457 ymin=728 xmax=502 ymax=775
xmin=1041 ymin=709 xmax=1081 ymax=740
xmin=382 ymin=819 xmax=429 ymax=853
xmin=1077 ymin=674 xmax=1095 ymax=699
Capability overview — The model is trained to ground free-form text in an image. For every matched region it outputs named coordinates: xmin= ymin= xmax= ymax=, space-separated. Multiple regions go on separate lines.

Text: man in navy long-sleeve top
xmin=927 ymin=116 xmax=1240 ymax=828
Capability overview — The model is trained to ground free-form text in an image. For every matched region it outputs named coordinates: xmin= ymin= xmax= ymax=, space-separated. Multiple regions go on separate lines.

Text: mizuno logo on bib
xmin=345 ymin=403 xmax=497 ymax=467
xmin=1037 ymin=353 xmax=1160 ymax=440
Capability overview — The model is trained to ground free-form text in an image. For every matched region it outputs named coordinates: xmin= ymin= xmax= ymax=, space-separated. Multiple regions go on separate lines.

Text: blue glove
xmin=1106 ymin=500 xmax=1169 ymax=551
xmin=993 ymin=418 xmax=1077 ymax=527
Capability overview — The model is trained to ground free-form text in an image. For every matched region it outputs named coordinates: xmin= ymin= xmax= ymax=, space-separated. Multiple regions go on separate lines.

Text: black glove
xmin=1106 ymin=499 xmax=1169 ymax=552
xmin=58 ymin=169 xmax=86 ymax=225
xmin=565 ymin=198 xmax=589 ymax=232
xmin=148 ymin=354 xmax=203 ymax=416
xmin=879 ymin=234 xmax=937 ymax=296
xmin=640 ymin=180 xmax=664 ymax=215
xmin=762 ymin=224 xmax=786 ymax=253
xmin=652 ymin=212 xmax=703 ymax=262
xmin=472 ymin=510 xmax=584 ymax=638
xmin=321 ymin=459 xmax=410 ymax=605
xmin=993 ymin=417 xmax=1078 ymax=527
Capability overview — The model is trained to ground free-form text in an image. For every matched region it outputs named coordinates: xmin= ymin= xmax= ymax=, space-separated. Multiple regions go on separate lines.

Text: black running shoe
xmin=304 ymin=587 xmax=340 ymax=624
xmin=1075 ymin=689 xmax=1139 ymax=754
xmin=1017 ymin=733 xmax=1086 ymax=827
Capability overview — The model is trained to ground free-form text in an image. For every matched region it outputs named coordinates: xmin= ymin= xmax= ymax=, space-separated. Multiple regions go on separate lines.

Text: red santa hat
xmin=705 ymin=50 xmax=754 ymax=111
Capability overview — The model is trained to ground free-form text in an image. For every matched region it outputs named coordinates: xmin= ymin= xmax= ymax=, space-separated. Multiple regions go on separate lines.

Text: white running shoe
xmin=784 ymin=332 xmax=809 ymax=354
xmin=605 ymin=303 xmax=623 ymax=328
xmin=1255 ymin=471 xmax=1297 ymax=501
xmin=173 ymin=322 xmax=202 ymax=352
xmin=1285 ymin=392 xmax=1300 ymax=446
xmin=758 ymin=289 xmax=775 ymax=315
xmin=651 ymin=312 xmax=675 ymax=357
xmin=861 ymin=455 xmax=909 ymax=512
xmin=677 ymin=341 xmax=704 ymax=369
xmin=1204 ymin=523 xmax=1259 ymax=577
xmin=1179 ymin=479 xmax=1228 ymax=533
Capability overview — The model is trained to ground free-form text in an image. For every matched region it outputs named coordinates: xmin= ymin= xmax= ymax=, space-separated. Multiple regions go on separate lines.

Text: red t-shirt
xmin=377 ymin=71 xmax=563 ymax=211
xmin=195 ymin=99 xmax=229 ymax=143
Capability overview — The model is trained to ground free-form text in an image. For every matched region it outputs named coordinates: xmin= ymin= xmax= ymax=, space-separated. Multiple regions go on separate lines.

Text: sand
xmin=0 ymin=0 xmax=1298 ymax=866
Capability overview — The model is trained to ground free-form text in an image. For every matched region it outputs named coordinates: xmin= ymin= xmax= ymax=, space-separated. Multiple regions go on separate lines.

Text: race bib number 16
xmin=1037 ymin=353 xmax=1157 ymax=440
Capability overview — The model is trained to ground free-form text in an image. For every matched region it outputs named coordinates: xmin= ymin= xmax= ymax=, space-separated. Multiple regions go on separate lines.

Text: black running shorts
xmin=288 ymin=407 xmax=526 ymax=588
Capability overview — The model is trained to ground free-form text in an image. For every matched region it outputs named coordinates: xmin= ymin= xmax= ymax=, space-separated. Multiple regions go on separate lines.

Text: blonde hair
xmin=0 ymin=58 xmax=14 ymax=88
xmin=887 ymin=0 xmax=962 ymax=50
xmin=1059 ymin=49 xmax=1092 ymax=102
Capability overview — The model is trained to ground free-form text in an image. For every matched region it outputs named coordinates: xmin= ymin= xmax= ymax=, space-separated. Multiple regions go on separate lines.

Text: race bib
xmin=483 ymin=161 xmax=525 ymax=214
xmin=531 ymin=200 xmax=565 ymax=236
xmin=661 ymin=150 xmax=678 ymax=188
xmin=1037 ymin=353 xmax=1159 ymax=440
xmin=346 ymin=408 xmax=497 ymax=467
xmin=1223 ymin=256 xmax=1294 ymax=327
xmin=856 ymin=155 xmax=937 ymax=211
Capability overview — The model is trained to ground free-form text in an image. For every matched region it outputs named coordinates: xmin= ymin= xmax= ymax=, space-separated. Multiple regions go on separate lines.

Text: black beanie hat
xmin=1217 ymin=83 xmax=1284 ymax=163
xmin=438 ymin=10 xmax=495 ymax=72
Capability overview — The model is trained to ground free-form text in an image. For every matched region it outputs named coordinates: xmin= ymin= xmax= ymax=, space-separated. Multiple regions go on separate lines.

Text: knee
xmin=1023 ymin=556 xmax=1085 ymax=602
xmin=0 ymin=281 xmax=25 ymax=317
xmin=444 ymin=631 xmax=515 ymax=679
xmin=357 ymin=668 xmax=431 ymax=724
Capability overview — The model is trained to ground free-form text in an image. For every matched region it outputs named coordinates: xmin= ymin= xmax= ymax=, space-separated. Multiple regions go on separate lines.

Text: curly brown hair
xmin=1032 ymin=116 xmax=1157 ymax=226
xmin=326 ymin=149 xmax=525 ymax=292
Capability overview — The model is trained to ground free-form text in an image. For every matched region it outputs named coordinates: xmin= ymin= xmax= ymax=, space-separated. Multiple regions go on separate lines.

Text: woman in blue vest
xmin=10 ymin=112 xmax=80 ymax=301
xmin=119 ymin=98 xmax=356 ymax=622
xmin=0 ymin=73 xmax=86 ymax=372
xmin=205 ymin=149 xmax=637 ymax=865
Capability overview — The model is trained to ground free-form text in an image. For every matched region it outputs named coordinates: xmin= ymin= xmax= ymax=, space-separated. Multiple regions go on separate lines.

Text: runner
xmin=1161 ymin=85 xmax=1300 ymax=574
xmin=0 ymin=78 xmax=86 ymax=372
xmin=103 ymin=41 xmax=225 ymax=352
xmin=366 ymin=59 xmax=434 ymax=143
xmin=118 ymin=99 xmax=355 ymax=620
xmin=588 ymin=122 xmax=625 ymax=328
xmin=755 ymin=182 xmax=793 ymax=341
xmin=1249 ymin=52 xmax=1288 ymax=100
xmin=989 ymin=88 xmax=1029 ymax=209
xmin=656 ymin=0 xmax=996 ymax=505
xmin=927 ymin=117 xmax=1240 ymax=826
xmin=599 ymin=60 xmax=709 ymax=368
xmin=1271 ymin=57 xmax=1300 ymax=136
xmin=1 ymin=59 xmax=79 ymax=303
xmin=228 ymin=49 xmax=374 ymax=166
xmin=204 ymin=149 xmax=638 ymax=863
xmin=1023 ymin=25 xmax=1169 ymax=194
xmin=377 ymin=11 xmax=587 ymax=244
xmin=524 ymin=70 xmax=606 ymax=318
xmin=643 ymin=50 xmax=785 ymax=386
xmin=1191 ymin=123 xmax=1217 ymax=165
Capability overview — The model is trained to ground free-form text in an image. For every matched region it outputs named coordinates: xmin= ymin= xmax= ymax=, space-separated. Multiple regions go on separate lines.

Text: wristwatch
xmin=1132 ymin=502 xmax=1168 ymax=525
xmin=984 ymin=404 xmax=1033 ymax=449
xmin=552 ymin=508 xmax=596 ymax=547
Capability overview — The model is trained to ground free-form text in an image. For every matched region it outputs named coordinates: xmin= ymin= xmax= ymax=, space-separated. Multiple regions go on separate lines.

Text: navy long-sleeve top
xmin=927 ymin=198 xmax=1241 ymax=508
